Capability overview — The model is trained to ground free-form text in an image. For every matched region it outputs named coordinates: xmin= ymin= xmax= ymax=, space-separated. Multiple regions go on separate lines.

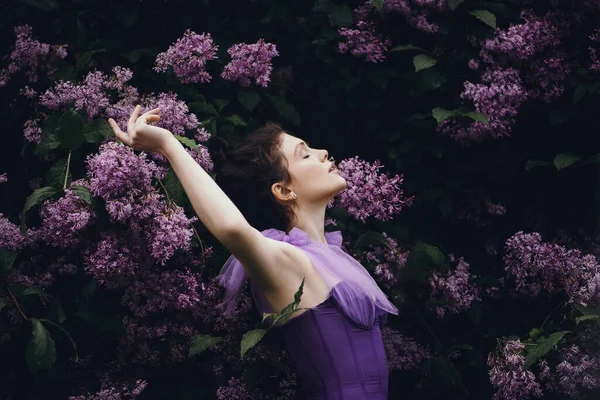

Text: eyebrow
xmin=294 ymin=141 xmax=310 ymax=156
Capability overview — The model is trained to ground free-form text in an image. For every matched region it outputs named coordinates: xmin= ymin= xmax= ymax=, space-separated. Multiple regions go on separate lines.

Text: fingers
xmin=127 ymin=105 xmax=142 ymax=135
xmin=107 ymin=118 xmax=130 ymax=145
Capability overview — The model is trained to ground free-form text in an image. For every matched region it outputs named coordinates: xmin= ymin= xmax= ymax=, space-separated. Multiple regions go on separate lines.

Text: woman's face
xmin=273 ymin=132 xmax=347 ymax=205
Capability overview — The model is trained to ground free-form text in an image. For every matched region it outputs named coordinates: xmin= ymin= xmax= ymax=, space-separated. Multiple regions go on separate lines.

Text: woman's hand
xmin=107 ymin=105 xmax=174 ymax=155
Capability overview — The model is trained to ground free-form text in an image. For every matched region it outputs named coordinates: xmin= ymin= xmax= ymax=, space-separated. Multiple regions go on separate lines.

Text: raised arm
xmin=107 ymin=106 xmax=299 ymax=291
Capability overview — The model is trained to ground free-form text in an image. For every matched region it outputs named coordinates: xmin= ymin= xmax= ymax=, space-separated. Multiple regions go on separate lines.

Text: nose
xmin=322 ymin=149 xmax=328 ymax=161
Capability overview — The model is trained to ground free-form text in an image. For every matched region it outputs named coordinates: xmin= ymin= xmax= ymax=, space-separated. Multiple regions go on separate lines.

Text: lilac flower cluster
xmin=0 ymin=213 xmax=25 ymax=251
xmin=154 ymin=30 xmax=218 ymax=84
xmin=0 ymin=173 xmax=7 ymax=184
xmin=330 ymin=156 xmax=414 ymax=222
xmin=590 ymin=29 xmax=600 ymax=71
xmin=23 ymin=117 xmax=43 ymax=144
xmin=216 ymin=377 xmax=250 ymax=400
xmin=0 ymin=25 xmax=68 ymax=88
xmin=488 ymin=340 xmax=543 ymax=400
xmin=68 ymin=378 xmax=147 ymax=400
xmin=539 ymin=345 xmax=600 ymax=398
xmin=354 ymin=0 xmax=446 ymax=34
xmin=439 ymin=68 xmax=528 ymax=141
xmin=428 ymin=255 xmax=481 ymax=318
xmin=145 ymin=205 xmax=197 ymax=265
xmin=40 ymin=66 xmax=134 ymax=120
xmin=221 ymin=39 xmax=279 ymax=87
xmin=441 ymin=11 xmax=572 ymax=141
xmin=381 ymin=327 xmax=433 ymax=372
xmin=84 ymin=232 xmax=140 ymax=289
xmin=29 ymin=186 xmax=95 ymax=248
xmin=338 ymin=22 xmax=392 ymax=63
xmin=358 ymin=232 xmax=409 ymax=290
xmin=504 ymin=231 xmax=600 ymax=300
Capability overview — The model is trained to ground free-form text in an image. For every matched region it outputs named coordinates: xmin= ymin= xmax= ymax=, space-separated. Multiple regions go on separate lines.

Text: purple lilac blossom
xmin=216 ymin=377 xmax=250 ymax=400
xmin=381 ymin=327 xmax=433 ymax=371
xmin=121 ymin=269 xmax=202 ymax=318
xmin=488 ymin=340 xmax=544 ymax=400
xmin=0 ymin=173 xmax=7 ymax=183
xmin=438 ymin=67 xmax=528 ymax=141
xmin=23 ymin=117 xmax=43 ymax=144
xmin=154 ymin=30 xmax=218 ymax=84
xmin=0 ymin=213 xmax=25 ymax=250
xmin=19 ymin=85 xmax=37 ymax=99
xmin=428 ymin=255 xmax=481 ymax=318
xmin=358 ymin=232 xmax=409 ymax=290
xmin=338 ymin=22 xmax=391 ymax=63
xmin=590 ymin=29 xmax=600 ymax=71
xmin=40 ymin=67 xmax=132 ymax=120
xmin=29 ymin=187 xmax=95 ymax=248
xmin=538 ymin=346 xmax=600 ymax=398
xmin=221 ymin=39 xmax=279 ymax=87
xmin=68 ymin=378 xmax=147 ymax=400
xmin=329 ymin=156 xmax=414 ymax=222
xmin=354 ymin=0 xmax=446 ymax=33
xmin=86 ymin=141 xmax=160 ymax=200
xmin=0 ymin=25 xmax=68 ymax=88
xmin=84 ymin=232 xmax=140 ymax=289
xmin=145 ymin=204 xmax=197 ymax=265
xmin=504 ymin=231 xmax=600 ymax=298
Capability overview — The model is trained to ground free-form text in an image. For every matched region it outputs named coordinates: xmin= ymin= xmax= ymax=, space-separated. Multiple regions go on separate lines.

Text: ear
xmin=271 ymin=181 xmax=294 ymax=202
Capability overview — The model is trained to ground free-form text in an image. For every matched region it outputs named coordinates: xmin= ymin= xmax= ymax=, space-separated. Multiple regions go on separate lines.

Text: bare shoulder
xmin=223 ymin=225 xmax=311 ymax=292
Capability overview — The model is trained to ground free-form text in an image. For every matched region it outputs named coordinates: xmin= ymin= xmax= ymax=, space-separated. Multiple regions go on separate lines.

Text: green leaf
xmin=267 ymin=95 xmax=301 ymax=127
xmin=576 ymin=315 xmax=600 ymax=324
xmin=525 ymin=159 xmax=552 ymax=172
xmin=21 ymin=0 xmax=59 ymax=11
xmin=0 ymin=249 xmax=18 ymax=276
xmin=226 ymin=114 xmax=247 ymax=127
xmin=71 ymin=185 xmax=94 ymax=204
xmin=413 ymin=55 xmax=437 ymax=72
xmin=403 ymin=242 xmax=446 ymax=282
xmin=84 ymin=119 xmax=113 ymax=143
xmin=371 ymin=0 xmax=384 ymax=12
xmin=554 ymin=153 xmax=582 ymax=171
xmin=464 ymin=111 xmax=489 ymax=125
xmin=469 ymin=10 xmax=497 ymax=29
xmin=572 ymin=85 xmax=587 ymax=103
xmin=162 ymin=168 xmax=187 ymax=206
xmin=0 ymin=298 xmax=7 ymax=312
xmin=189 ymin=334 xmax=223 ymax=358
xmin=237 ymin=91 xmax=261 ymax=111
xmin=240 ymin=329 xmax=267 ymax=358
xmin=572 ymin=303 xmax=600 ymax=316
xmin=45 ymin=159 xmax=70 ymax=189
xmin=189 ymin=102 xmax=217 ymax=116
xmin=75 ymin=49 xmax=106 ymax=72
xmin=524 ymin=331 xmax=570 ymax=369
xmin=23 ymin=186 xmax=59 ymax=217
xmin=22 ymin=287 xmax=45 ymax=296
xmin=174 ymin=135 xmax=199 ymax=151
xmin=390 ymin=44 xmax=426 ymax=53
xmin=446 ymin=0 xmax=464 ymax=10
xmin=35 ymin=132 xmax=61 ymax=155
xmin=330 ymin=4 xmax=353 ymax=27
xmin=56 ymin=109 xmax=85 ymax=150
xmin=354 ymin=231 xmax=393 ymax=250
xmin=213 ymin=99 xmax=230 ymax=113
xmin=432 ymin=107 xmax=459 ymax=124
xmin=25 ymin=319 xmax=57 ymax=373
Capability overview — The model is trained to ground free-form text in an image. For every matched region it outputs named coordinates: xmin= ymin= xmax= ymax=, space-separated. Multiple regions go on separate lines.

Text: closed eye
xmin=303 ymin=155 xmax=310 ymax=159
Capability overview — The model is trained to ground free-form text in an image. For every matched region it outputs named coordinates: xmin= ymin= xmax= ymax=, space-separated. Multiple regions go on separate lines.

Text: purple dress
xmin=218 ymin=227 xmax=399 ymax=400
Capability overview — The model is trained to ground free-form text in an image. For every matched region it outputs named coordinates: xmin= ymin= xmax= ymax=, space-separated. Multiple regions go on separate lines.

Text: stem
xmin=39 ymin=318 xmax=79 ymax=361
xmin=7 ymin=286 xmax=29 ymax=321
xmin=540 ymin=297 xmax=571 ymax=332
xmin=155 ymin=177 xmax=172 ymax=204
xmin=63 ymin=150 xmax=72 ymax=190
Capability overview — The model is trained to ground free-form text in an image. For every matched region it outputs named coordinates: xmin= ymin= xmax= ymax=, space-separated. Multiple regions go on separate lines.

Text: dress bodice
xmin=217 ymin=226 xmax=398 ymax=399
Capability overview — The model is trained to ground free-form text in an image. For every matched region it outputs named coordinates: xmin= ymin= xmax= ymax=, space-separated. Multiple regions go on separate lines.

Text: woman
xmin=108 ymin=105 xmax=398 ymax=399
